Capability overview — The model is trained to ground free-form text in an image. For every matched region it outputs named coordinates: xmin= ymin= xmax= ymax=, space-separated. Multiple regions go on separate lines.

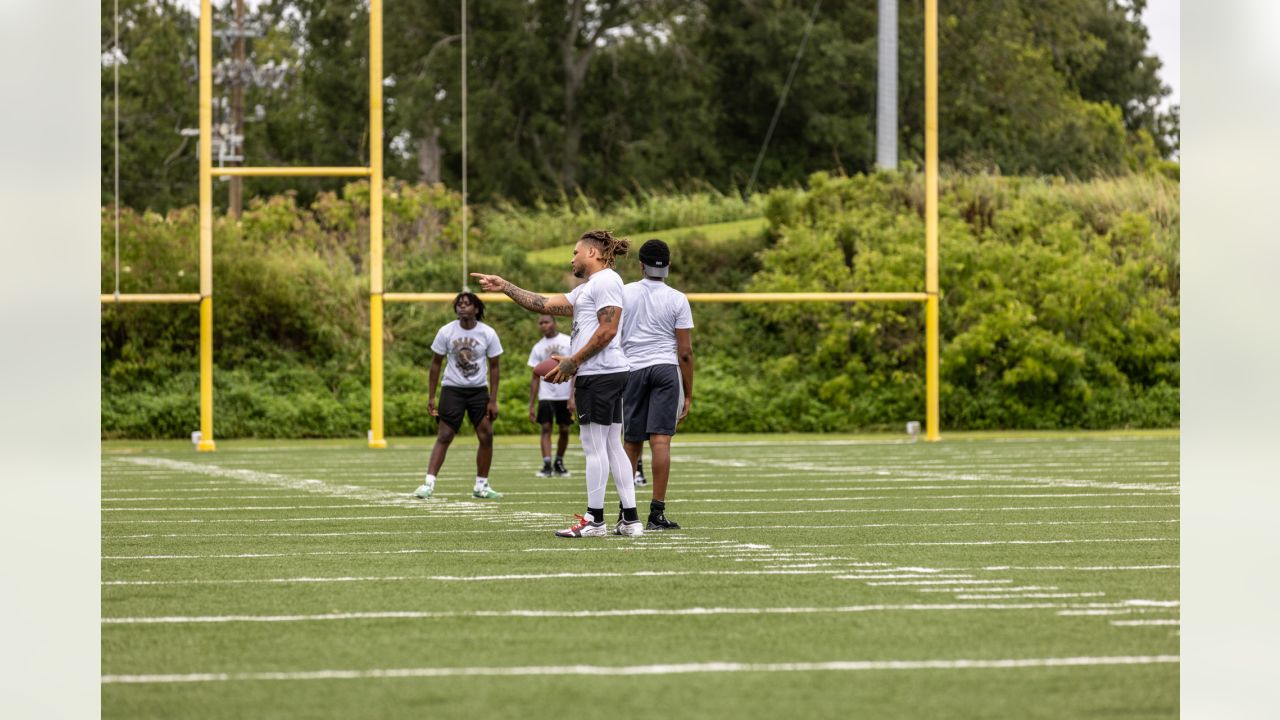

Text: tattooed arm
xmin=469 ymin=273 xmax=573 ymax=317
xmin=547 ymin=305 xmax=621 ymax=383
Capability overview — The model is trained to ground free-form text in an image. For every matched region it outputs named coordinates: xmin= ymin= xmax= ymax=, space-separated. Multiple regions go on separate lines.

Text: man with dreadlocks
xmin=471 ymin=230 xmax=643 ymax=537
xmin=413 ymin=291 xmax=504 ymax=501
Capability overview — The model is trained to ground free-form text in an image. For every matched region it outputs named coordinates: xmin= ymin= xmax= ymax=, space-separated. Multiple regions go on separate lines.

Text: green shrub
xmin=102 ymin=171 xmax=1178 ymax=436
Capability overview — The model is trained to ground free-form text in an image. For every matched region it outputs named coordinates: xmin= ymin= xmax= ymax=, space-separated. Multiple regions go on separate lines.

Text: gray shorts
xmin=623 ymin=364 xmax=682 ymax=442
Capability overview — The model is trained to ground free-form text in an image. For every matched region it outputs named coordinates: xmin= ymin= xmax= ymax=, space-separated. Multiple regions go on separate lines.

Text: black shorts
xmin=573 ymin=372 xmax=627 ymax=426
xmin=438 ymin=385 xmax=489 ymax=432
xmin=537 ymin=399 xmax=572 ymax=426
xmin=623 ymin=364 xmax=682 ymax=442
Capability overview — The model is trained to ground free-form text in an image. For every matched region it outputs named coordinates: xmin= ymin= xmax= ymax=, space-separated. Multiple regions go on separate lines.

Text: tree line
xmin=102 ymin=0 xmax=1177 ymax=211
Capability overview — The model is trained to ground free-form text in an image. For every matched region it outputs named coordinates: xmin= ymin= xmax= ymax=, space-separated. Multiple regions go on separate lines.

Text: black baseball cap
xmin=638 ymin=239 xmax=670 ymax=277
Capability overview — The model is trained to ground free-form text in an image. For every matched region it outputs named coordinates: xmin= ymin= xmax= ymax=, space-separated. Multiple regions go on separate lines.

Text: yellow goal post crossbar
xmin=100 ymin=0 xmax=942 ymax=445
xmin=384 ymin=292 xmax=929 ymax=304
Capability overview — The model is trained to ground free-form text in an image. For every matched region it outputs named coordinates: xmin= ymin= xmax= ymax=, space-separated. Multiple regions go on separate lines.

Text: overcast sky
xmin=1145 ymin=0 xmax=1180 ymax=110
xmin=173 ymin=0 xmax=1181 ymax=110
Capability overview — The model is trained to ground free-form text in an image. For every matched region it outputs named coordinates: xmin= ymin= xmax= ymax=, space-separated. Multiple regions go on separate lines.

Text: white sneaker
xmin=413 ymin=483 xmax=434 ymax=499
xmin=633 ymin=472 xmax=647 ymax=487
xmin=555 ymin=514 xmax=608 ymax=538
xmin=613 ymin=519 xmax=645 ymax=537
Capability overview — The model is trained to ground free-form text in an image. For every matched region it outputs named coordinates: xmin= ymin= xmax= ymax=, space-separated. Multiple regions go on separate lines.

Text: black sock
xmin=622 ymin=506 xmax=639 ymax=522
xmin=588 ymin=507 xmax=604 ymax=524
xmin=650 ymin=499 xmax=666 ymax=518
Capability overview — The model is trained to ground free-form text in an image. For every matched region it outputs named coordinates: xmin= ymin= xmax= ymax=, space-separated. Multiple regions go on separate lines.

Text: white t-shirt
xmin=621 ymin=278 xmax=695 ymax=370
xmin=527 ymin=333 xmax=573 ymax=401
xmin=564 ymin=268 xmax=630 ymax=376
xmin=430 ymin=320 xmax=503 ymax=388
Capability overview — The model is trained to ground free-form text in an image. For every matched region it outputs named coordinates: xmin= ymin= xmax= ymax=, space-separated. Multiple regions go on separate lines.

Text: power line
xmin=746 ymin=0 xmax=822 ymax=197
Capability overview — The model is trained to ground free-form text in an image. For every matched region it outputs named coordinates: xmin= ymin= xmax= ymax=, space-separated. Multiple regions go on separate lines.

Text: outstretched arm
xmin=470 ymin=273 xmax=573 ymax=316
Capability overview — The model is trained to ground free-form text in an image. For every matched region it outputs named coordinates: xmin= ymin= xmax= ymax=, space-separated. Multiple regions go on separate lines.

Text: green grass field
xmin=102 ymin=432 xmax=1179 ymax=719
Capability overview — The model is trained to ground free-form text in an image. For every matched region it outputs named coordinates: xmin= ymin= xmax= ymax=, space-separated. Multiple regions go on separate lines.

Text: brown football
xmin=533 ymin=357 xmax=560 ymax=377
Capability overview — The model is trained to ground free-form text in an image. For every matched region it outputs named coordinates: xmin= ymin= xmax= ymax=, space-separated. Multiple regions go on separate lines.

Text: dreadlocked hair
xmin=579 ymin=229 xmax=631 ymax=268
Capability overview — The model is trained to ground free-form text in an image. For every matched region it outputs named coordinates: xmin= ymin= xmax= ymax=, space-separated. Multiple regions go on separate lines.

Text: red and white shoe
xmin=555 ymin=514 xmax=607 ymax=538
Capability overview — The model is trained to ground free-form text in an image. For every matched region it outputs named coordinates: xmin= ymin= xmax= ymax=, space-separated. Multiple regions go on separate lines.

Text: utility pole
xmin=229 ymin=0 xmax=245 ymax=217
xmin=876 ymin=0 xmax=898 ymax=170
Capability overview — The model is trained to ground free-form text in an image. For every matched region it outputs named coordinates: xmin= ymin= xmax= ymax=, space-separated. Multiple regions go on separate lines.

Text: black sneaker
xmin=553 ymin=458 xmax=571 ymax=477
xmin=535 ymin=462 xmax=553 ymax=478
xmin=646 ymin=514 xmax=681 ymax=531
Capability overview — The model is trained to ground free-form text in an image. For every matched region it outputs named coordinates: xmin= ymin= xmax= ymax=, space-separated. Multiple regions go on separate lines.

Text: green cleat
xmin=413 ymin=483 xmax=433 ymax=499
xmin=472 ymin=486 xmax=503 ymax=499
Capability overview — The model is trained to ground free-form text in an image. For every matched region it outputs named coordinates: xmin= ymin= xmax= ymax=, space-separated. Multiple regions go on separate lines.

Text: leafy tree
xmin=101 ymin=0 xmax=198 ymax=211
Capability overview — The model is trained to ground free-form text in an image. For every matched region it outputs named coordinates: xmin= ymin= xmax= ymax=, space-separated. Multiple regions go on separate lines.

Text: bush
xmin=102 ymin=171 xmax=1178 ymax=437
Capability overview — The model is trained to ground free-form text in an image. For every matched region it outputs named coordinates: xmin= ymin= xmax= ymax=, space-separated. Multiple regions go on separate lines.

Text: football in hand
xmin=533 ymin=357 xmax=560 ymax=377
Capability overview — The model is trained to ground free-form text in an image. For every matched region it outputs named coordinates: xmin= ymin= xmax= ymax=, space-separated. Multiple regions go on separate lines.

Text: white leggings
xmin=580 ymin=422 xmax=637 ymax=512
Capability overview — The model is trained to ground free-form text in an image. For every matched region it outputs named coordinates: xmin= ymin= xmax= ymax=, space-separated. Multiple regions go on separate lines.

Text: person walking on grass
xmin=413 ymin=292 xmax=504 ymax=500
xmin=528 ymin=314 xmax=574 ymax=477
xmin=620 ymin=239 xmax=693 ymax=531
xmin=470 ymin=229 xmax=643 ymax=538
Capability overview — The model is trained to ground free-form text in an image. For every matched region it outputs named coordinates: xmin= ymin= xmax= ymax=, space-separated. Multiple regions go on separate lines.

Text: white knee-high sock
xmin=606 ymin=423 xmax=637 ymax=509
xmin=580 ymin=423 xmax=610 ymax=511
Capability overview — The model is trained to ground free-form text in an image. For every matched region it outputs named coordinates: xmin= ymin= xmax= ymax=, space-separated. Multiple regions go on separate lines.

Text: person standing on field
xmin=413 ymin=292 xmax=504 ymax=500
xmin=528 ymin=314 xmax=574 ymax=477
xmin=620 ymin=239 xmax=693 ymax=530
xmin=470 ymin=229 xmax=643 ymax=538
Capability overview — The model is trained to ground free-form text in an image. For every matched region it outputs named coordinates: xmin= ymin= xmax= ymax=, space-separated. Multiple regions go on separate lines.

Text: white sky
xmin=1144 ymin=0 xmax=1180 ymax=110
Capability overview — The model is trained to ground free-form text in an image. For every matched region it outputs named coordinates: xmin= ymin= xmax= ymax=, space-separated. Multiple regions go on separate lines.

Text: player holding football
xmin=413 ymin=292 xmax=504 ymax=500
xmin=471 ymin=229 xmax=643 ymax=537
xmin=620 ymin=239 xmax=693 ymax=530
xmin=527 ymin=314 xmax=574 ymax=477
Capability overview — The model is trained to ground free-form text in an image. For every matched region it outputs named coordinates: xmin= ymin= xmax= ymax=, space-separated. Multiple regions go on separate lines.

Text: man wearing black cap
xmin=619 ymin=238 xmax=694 ymax=531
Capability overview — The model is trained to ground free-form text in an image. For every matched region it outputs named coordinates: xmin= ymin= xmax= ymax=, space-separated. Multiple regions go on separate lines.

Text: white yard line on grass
xmin=103 ymin=569 xmax=889 ymax=586
xmin=100 ymin=491 xmax=1179 ymax=512
xmin=954 ymin=593 xmax=1107 ymax=600
xmin=863 ymin=538 xmax=1175 ymax=547
xmin=979 ymin=565 xmax=1179 ymax=572
xmin=683 ymin=504 xmax=1179 ymax=516
xmin=103 ymin=519 xmax=1179 ymax=540
xmin=100 ymin=655 xmax=1180 ymax=684
xmin=99 ymin=504 xmax=1180 ymax=524
xmin=101 ymin=601 xmax=1180 ymax=625
xmin=1112 ymin=619 xmax=1180 ymax=626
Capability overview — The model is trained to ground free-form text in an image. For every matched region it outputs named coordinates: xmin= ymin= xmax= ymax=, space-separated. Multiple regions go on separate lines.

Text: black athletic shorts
xmin=623 ymin=364 xmax=682 ymax=442
xmin=537 ymin=399 xmax=572 ymax=426
xmin=437 ymin=385 xmax=489 ymax=432
xmin=572 ymin=372 xmax=627 ymax=426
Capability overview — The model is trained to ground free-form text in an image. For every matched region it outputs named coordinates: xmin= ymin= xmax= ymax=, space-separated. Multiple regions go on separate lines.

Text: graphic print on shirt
xmin=452 ymin=337 xmax=482 ymax=378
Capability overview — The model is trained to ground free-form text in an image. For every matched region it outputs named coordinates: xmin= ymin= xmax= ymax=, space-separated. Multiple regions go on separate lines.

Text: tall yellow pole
xmin=924 ymin=0 xmax=941 ymax=442
xmin=368 ymin=0 xmax=387 ymax=449
xmin=197 ymin=0 xmax=216 ymax=452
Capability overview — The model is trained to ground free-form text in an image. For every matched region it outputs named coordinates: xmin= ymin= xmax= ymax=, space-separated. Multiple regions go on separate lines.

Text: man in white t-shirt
xmin=620 ymin=239 xmax=694 ymax=530
xmin=413 ymin=292 xmax=504 ymax=501
xmin=527 ymin=314 xmax=574 ymax=477
xmin=471 ymin=229 xmax=643 ymax=537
